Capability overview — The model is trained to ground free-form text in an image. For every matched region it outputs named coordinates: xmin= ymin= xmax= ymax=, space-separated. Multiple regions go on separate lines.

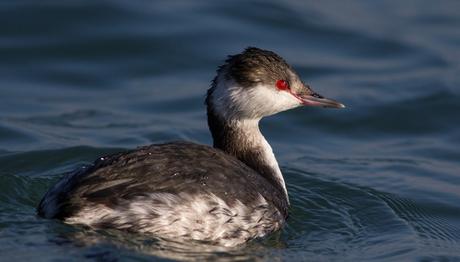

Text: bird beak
xmin=298 ymin=92 xmax=345 ymax=109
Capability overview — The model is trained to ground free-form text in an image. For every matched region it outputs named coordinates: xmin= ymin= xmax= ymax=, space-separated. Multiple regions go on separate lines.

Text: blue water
xmin=1 ymin=0 xmax=460 ymax=261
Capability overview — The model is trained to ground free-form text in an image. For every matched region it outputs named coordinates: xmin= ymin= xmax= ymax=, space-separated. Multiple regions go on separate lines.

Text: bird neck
xmin=206 ymin=104 xmax=289 ymax=202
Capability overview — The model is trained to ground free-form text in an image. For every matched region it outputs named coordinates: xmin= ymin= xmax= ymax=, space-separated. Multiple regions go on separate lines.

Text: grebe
xmin=37 ymin=47 xmax=344 ymax=247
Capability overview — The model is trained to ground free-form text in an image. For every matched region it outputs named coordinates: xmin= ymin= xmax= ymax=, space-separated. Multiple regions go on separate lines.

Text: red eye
xmin=276 ymin=80 xmax=290 ymax=91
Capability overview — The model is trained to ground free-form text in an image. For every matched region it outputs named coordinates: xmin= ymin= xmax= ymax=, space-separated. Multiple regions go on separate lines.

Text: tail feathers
xmin=36 ymin=169 xmax=85 ymax=219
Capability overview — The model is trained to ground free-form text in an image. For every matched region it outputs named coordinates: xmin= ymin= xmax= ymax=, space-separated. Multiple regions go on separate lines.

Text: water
xmin=1 ymin=0 xmax=460 ymax=261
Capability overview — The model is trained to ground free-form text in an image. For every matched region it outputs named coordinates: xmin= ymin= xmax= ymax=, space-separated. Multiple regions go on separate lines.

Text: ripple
xmin=283 ymin=169 xmax=417 ymax=260
xmin=378 ymin=194 xmax=460 ymax=257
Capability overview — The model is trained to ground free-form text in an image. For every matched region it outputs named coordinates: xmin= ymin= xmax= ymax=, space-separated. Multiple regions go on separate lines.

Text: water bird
xmin=37 ymin=47 xmax=344 ymax=247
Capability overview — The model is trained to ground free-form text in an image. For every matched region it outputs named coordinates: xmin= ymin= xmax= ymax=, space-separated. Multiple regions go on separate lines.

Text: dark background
xmin=0 ymin=0 xmax=459 ymax=260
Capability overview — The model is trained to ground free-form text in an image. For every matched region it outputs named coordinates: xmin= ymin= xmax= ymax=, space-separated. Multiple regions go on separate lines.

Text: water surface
xmin=1 ymin=0 xmax=460 ymax=261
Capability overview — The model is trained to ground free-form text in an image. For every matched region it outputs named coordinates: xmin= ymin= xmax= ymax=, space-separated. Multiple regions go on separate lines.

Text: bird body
xmin=38 ymin=47 xmax=344 ymax=246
